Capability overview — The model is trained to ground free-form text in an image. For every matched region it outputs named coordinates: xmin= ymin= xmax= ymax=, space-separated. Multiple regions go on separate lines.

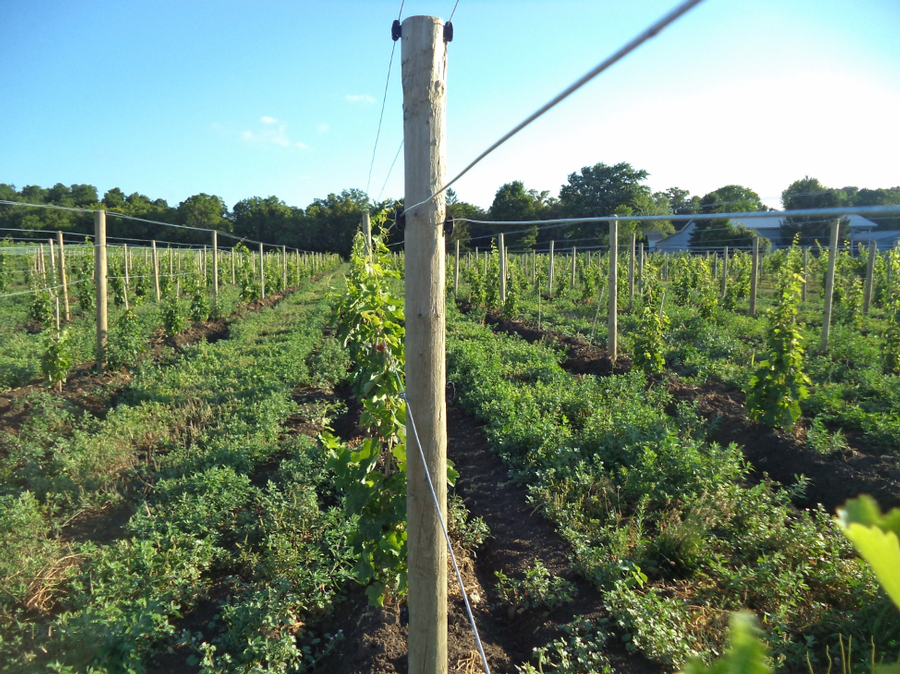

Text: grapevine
xmin=745 ymin=243 xmax=811 ymax=429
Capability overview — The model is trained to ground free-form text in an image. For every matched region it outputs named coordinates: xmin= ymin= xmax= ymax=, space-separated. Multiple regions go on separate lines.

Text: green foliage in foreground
xmin=745 ymin=244 xmax=810 ymax=429
xmin=1 ymin=270 xmax=358 ymax=672
xmin=446 ymin=308 xmax=894 ymax=672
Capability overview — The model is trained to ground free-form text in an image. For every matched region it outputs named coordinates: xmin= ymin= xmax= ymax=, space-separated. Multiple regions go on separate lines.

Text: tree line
xmin=2 ymin=168 xmax=897 ymax=257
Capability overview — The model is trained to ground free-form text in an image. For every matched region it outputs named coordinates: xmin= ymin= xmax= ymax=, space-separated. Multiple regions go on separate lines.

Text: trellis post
xmin=402 ymin=15 xmax=449 ymax=674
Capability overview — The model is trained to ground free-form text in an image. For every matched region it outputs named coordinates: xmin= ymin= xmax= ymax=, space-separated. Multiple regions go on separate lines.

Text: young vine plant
xmin=326 ymin=222 xmax=458 ymax=606
xmin=745 ymin=242 xmax=811 ymax=429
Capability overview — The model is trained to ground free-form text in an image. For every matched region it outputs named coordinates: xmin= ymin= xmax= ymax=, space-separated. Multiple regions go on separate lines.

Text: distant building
xmin=651 ymin=213 xmax=884 ymax=252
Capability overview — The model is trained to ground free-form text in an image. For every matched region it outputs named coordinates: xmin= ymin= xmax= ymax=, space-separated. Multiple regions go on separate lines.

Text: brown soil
xmin=310 ymin=401 xmax=663 ymax=674
xmin=477 ymin=305 xmax=900 ymax=513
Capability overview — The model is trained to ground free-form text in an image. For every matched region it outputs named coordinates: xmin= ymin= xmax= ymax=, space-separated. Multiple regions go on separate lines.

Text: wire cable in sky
xmin=401 ymin=0 xmax=705 ymax=217
xmin=365 ymin=0 xmax=406 ymax=197
xmin=448 ymin=0 xmax=460 ymax=22
xmin=378 ymin=139 xmax=405 ymax=201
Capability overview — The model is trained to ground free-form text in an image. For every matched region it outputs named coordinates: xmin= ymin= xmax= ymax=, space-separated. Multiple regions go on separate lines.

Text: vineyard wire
xmin=385 ymin=350 xmax=491 ymax=674
xmin=399 ymin=0 xmax=704 ymax=218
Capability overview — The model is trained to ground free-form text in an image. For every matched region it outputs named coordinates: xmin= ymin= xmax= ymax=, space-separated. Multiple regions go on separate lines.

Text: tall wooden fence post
xmin=609 ymin=219 xmax=618 ymax=364
xmin=499 ymin=233 xmax=507 ymax=304
xmin=548 ymin=240 xmax=555 ymax=297
xmin=863 ymin=240 xmax=877 ymax=315
xmin=721 ymin=246 xmax=729 ymax=298
xmin=57 ymin=230 xmax=70 ymax=322
xmin=571 ymin=246 xmax=577 ymax=290
xmin=453 ymin=239 xmax=460 ymax=297
xmin=750 ymin=237 xmax=759 ymax=316
xmin=151 ymin=241 xmax=161 ymax=301
xmin=820 ymin=218 xmax=840 ymax=352
xmin=212 ymin=231 xmax=219 ymax=298
xmin=801 ymin=247 xmax=808 ymax=302
xmin=402 ymin=15 xmax=448 ymax=674
xmin=94 ymin=211 xmax=108 ymax=370
xmin=259 ymin=243 xmax=265 ymax=299
xmin=362 ymin=212 xmax=373 ymax=259
xmin=628 ymin=232 xmax=636 ymax=304
xmin=282 ymin=245 xmax=288 ymax=291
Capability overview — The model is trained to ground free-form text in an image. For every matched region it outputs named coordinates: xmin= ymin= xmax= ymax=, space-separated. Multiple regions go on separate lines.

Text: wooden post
xmin=863 ymin=240 xmax=877 ymax=315
xmin=499 ymin=233 xmax=507 ymax=303
xmin=628 ymin=232 xmax=635 ymax=304
xmin=259 ymin=243 xmax=265 ymax=299
xmin=571 ymin=246 xmax=577 ymax=289
xmin=231 ymin=248 xmax=236 ymax=285
xmin=57 ymin=231 xmax=70 ymax=322
xmin=454 ymin=239 xmax=460 ymax=297
xmin=532 ymin=249 xmax=536 ymax=284
xmin=721 ymin=246 xmax=728 ymax=298
xmin=820 ymin=218 xmax=840 ymax=352
xmin=608 ymin=220 xmax=618 ymax=364
xmin=362 ymin=212 xmax=373 ymax=258
xmin=282 ymin=245 xmax=288 ymax=291
xmin=122 ymin=244 xmax=130 ymax=310
xmin=750 ymin=237 xmax=759 ymax=316
xmin=151 ymin=241 xmax=161 ymax=302
xmin=212 ymin=231 xmax=219 ymax=297
xmin=48 ymin=238 xmax=57 ymax=282
xmin=548 ymin=240 xmax=555 ymax=296
xmin=94 ymin=211 xmax=108 ymax=370
xmin=638 ymin=242 xmax=644 ymax=291
xmin=402 ymin=15 xmax=448 ymax=674
xmin=801 ymin=247 xmax=808 ymax=302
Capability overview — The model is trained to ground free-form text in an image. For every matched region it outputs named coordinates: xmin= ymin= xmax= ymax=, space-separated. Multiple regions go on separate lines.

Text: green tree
xmin=780 ymin=177 xmax=848 ymax=246
xmin=232 ymin=196 xmax=296 ymax=243
xmin=301 ymin=189 xmax=370 ymax=257
xmin=558 ymin=162 xmax=662 ymax=243
xmin=487 ymin=181 xmax=539 ymax=247
xmin=177 ymin=193 xmax=229 ymax=232
xmin=102 ymin=187 xmax=126 ymax=210
xmin=690 ymin=184 xmax=764 ymax=250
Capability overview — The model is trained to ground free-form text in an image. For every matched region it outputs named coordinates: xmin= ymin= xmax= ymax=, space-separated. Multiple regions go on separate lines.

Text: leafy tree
xmin=487 ymin=181 xmax=539 ymax=247
xmin=690 ymin=185 xmax=764 ymax=250
xmin=177 ymin=193 xmax=229 ymax=232
xmin=780 ymin=177 xmax=848 ymax=246
xmin=558 ymin=162 xmax=665 ymax=243
xmin=102 ymin=187 xmax=126 ymax=210
xmin=851 ymin=186 xmax=900 ymax=229
xmin=70 ymin=184 xmax=99 ymax=207
xmin=301 ymin=189 xmax=370 ymax=257
xmin=232 ymin=196 xmax=296 ymax=243
xmin=444 ymin=189 xmax=484 ymax=249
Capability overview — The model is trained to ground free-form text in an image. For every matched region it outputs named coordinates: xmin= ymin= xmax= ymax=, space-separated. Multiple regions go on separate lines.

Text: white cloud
xmin=295 ymin=142 xmax=309 ymax=149
xmin=260 ymin=115 xmax=278 ymax=124
xmin=316 ymin=122 xmax=329 ymax=134
xmin=344 ymin=94 xmax=375 ymax=105
xmin=229 ymin=116 xmax=308 ymax=150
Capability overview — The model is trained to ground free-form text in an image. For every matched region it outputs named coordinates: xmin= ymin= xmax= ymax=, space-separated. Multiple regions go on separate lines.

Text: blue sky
xmin=1 ymin=0 xmax=898 ymax=213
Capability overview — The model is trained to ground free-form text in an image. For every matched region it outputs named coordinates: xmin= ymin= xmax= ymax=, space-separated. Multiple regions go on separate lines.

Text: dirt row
xmin=479 ymin=308 xmax=900 ymax=512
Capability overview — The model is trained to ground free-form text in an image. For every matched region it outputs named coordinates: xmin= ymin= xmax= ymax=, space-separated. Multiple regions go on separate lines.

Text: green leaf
xmin=836 ymin=495 xmax=900 ymax=611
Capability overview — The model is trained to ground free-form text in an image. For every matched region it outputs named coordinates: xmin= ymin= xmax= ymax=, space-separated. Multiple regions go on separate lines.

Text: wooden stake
xmin=571 ymin=246 xmax=577 ymax=290
xmin=721 ymin=246 xmax=728 ymax=298
xmin=259 ymin=243 xmax=265 ymax=299
xmin=454 ymin=239 xmax=460 ymax=297
xmin=57 ymin=231 xmax=69 ymax=322
xmin=499 ymin=233 xmax=507 ymax=303
xmin=548 ymin=240 xmax=555 ymax=296
xmin=402 ymin=15 xmax=448 ymax=674
xmin=863 ymin=240 xmax=877 ymax=315
xmin=362 ymin=212 xmax=373 ymax=258
xmin=94 ymin=211 xmax=108 ymax=370
xmin=628 ymin=233 xmax=635 ymax=304
xmin=801 ymin=247 xmax=808 ymax=302
xmin=282 ymin=245 xmax=288 ymax=291
xmin=213 ymin=231 xmax=219 ymax=297
xmin=820 ymin=219 xmax=840 ymax=352
xmin=151 ymin=241 xmax=161 ymax=302
xmin=608 ymin=220 xmax=618 ymax=364
xmin=750 ymin=237 xmax=759 ymax=316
